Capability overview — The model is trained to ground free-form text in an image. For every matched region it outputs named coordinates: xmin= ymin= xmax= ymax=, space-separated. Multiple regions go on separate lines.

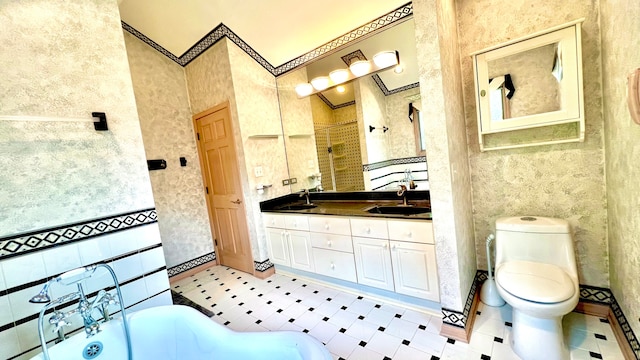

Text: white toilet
xmin=494 ymin=216 xmax=579 ymax=360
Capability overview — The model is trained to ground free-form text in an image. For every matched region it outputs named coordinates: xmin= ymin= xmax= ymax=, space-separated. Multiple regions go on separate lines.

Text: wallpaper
xmin=355 ymin=76 xmax=389 ymax=164
xmin=386 ymin=88 xmax=421 ymax=160
xmin=0 ymin=0 xmax=155 ymax=236
xmin=600 ymin=0 xmax=640 ymax=344
xmin=123 ymin=32 xmax=214 ymax=268
xmin=457 ymin=0 xmax=608 ymax=287
xmin=413 ymin=0 xmax=477 ymax=311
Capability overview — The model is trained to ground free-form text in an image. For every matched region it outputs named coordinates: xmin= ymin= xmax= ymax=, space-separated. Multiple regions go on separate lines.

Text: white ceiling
xmin=118 ymin=0 xmax=409 ymax=67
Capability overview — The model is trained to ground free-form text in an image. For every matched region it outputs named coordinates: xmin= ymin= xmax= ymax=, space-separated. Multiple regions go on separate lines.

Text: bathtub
xmin=31 ymin=305 xmax=332 ymax=360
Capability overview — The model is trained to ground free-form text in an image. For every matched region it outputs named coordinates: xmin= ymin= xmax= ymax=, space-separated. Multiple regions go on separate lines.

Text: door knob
xmin=231 ymin=199 xmax=242 ymax=204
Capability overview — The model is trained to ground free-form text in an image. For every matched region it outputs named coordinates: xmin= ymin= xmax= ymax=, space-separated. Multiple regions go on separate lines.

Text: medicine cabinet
xmin=471 ymin=19 xmax=585 ymax=151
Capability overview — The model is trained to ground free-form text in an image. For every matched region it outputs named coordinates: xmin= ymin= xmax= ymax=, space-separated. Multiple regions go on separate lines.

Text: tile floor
xmin=171 ymin=266 xmax=626 ymax=360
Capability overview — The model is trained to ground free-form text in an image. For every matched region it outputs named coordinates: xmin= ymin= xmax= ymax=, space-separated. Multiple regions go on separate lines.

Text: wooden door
xmin=194 ymin=103 xmax=253 ymax=274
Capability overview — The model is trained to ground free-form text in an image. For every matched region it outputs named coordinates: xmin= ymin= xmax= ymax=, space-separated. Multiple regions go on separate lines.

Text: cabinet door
xmin=390 ymin=241 xmax=439 ymax=301
xmin=352 ymin=237 xmax=394 ymax=291
xmin=288 ymin=230 xmax=314 ymax=272
xmin=266 ymin=228 xmax=289 ymax=266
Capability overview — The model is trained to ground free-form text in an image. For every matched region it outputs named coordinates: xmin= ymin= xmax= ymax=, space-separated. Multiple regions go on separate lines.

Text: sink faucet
xmin=300 ymin=189 xmax=311 ymax=205
xmin=397 ymin=184 xmax=409 ymax=206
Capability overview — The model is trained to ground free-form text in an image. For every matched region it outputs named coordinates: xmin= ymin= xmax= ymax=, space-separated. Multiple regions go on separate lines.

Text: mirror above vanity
xmin=472 ymin=19 xmax=585 ymax=151
xmin=276 ymin=17 xmax=428 ymax=193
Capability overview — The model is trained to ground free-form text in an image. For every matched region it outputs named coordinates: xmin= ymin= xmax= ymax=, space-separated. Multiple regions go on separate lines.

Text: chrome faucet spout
xmin=299 ymin=189 xmax=311 ymax=205
xmin=397 ymin=185 xmax=409 ymax=206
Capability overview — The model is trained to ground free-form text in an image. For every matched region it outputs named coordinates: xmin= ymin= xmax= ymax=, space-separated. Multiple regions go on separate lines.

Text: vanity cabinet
xmin=264 ymin=213 xmax=439 ymax=302
xmin=264 ymin=214 xmax=314 ymax=272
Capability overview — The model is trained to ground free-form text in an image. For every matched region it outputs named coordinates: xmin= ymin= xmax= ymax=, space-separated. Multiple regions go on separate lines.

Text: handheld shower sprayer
xmin=480 ymin=233 xmax=505 ymax=307
xmin=28 ymin=265 xmax=98 ymax=304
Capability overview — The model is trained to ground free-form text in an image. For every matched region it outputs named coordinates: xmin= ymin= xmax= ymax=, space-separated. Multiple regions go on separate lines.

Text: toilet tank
xmin=494 ymin=216 xmax=577 ymax=276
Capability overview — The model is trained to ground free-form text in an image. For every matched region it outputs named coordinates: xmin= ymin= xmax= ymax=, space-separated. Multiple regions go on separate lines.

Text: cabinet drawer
xmin=284 ymin=215 xmax=309 ymax=231
xmin=310 ymin=232 xmax=353 ymax=253
xmin=350 ymin=218 xmax=388 ymax=239
xmin=312 ymin=248 xmax=357 ymax=282
xmin=387 ymin=220 xmax=434 ymax=244
xmin=263 ymin=213 xmax=285 ymax=228
xmin=308 ymin=216 xmax=351 ymax=235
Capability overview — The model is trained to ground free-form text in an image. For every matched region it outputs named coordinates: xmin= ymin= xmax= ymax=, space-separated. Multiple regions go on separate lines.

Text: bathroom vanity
xmin=260 ymin=191 xmax=439 ymax=303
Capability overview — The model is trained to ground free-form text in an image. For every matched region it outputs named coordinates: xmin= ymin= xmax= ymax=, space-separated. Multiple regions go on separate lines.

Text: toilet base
xmin=511 ymin=309 xmax=569 ymax=360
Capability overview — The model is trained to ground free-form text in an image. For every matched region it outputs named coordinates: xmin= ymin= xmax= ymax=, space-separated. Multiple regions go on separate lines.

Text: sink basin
xmin=277 ymin=203 xmax=318 ymax=211
xmin=366 ymin=205 xmax=430 ymax=215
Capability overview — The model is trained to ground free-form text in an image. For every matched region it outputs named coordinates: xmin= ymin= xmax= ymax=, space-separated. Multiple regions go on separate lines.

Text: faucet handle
xmin=49 ymin=312 xmax=71 ymax=333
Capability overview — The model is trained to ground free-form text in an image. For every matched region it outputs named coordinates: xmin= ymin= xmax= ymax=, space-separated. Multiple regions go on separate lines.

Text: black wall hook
xmin=369 ymin=125 xmax=389 ymax=133
xmin=92 ymin=112 xmax=108 ymax=131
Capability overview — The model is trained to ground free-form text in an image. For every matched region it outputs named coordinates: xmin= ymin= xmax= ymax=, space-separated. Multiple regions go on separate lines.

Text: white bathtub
xmin=31 ymin=305 xmax=332 ymax=360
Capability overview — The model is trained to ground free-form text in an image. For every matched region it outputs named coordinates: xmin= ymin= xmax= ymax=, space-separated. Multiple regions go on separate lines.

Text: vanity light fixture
xmin=295 ymin=50 xmax=400 ymax=98
xmin=372 ymin=51 xmax=399 ymax=68
xmin=349 ymin=60 xmax=372 ymax=77
xmin=310 ymin=76 xmax=330 ymax=91
xmin=329 ymin=69 xmax=350 ymax=84
xmin=295 ymin=83 xmax=314 ymax=97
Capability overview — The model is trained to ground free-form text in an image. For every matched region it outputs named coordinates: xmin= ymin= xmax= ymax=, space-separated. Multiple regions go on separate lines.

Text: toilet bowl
xmin=494 ymin=216 xmax=579 ymax=360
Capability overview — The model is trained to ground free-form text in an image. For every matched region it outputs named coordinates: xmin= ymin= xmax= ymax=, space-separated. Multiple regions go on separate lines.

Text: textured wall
xmin=387 ymin=88 xmax=421 ymax=159
xmin=457 ymin=0 xmax=608 ymax=287
xmin=277 ymin=68 xmax=320 ymax=191
xmin=123 ymin=32 xmax=214 ymax=268
xmin=355 ymin=76 xmax=389 ymax=164
xmin=600 ymin=0 xmax=640 ymax=343
xmin=0 ymin=0 xmax=155 ymax=236
xmin=413 ymin=0 xmax=476 ymax=311
xmin=227 ymin=41 xmax=290 ymax=262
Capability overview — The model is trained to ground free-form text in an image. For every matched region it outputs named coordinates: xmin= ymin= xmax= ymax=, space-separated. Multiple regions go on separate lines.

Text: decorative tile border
xmin=372 ymin=74 xmax=420 ymax=95
xmin=363 ymin=156 xmax=427 ymax=172
xmin=167 ymin=252 xmax=216 ymax=277
xmin=317 ymin=93 xmax=355 ymax=110
xmin=0 ymin=208 xmax=157 ymax=260
xmin=611 ymin=295 xmax=640 ymax=358
xmin=442 ymin=271 xmax=487 ymax=329
xmin=275 ymin=3 xmax=413 ymax=76
xmin=122 ymin=3 xmax=413 ymax=77
xmin=254 ymin=259 xmax=274 ymax=273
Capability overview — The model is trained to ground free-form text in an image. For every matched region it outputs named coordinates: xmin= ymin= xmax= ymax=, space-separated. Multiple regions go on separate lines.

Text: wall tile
xmin=41 ymin=243 xmax=82 ymax=277
xmin=0 ymin=328 xmax=21 ymax=360
xmin=3 ymin=253 xmax=47 ymax=289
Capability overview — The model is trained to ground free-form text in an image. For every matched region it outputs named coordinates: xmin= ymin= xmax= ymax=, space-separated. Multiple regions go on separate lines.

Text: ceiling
xmin=118 ymin=0 xmax=410 ymax=68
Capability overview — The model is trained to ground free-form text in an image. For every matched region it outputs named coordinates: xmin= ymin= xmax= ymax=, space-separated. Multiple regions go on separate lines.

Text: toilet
xmin=494 ymin=216 xmax=579 ymax=360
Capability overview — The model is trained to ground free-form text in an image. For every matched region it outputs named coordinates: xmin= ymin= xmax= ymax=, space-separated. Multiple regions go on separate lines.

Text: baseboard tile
xmin=440 ymin=289 xmax=481 ymax=343
xmin=576 ymin=302 xmax=636 ymax=360
xmin=253 ymin=266 xmax=275 ymax=279
xmin=168 ymin=261 xmax=217 ymax=283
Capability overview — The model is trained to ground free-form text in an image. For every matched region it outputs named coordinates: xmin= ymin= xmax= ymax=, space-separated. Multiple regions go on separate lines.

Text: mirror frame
xmin=471 ymin=19 xmax=585 ymax=151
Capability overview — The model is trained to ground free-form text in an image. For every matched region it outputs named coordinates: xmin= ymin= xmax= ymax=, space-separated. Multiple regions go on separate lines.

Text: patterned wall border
xmin=122 ymin=3 xmax=413 ymax=77
xmin=0 ymin=208 xmax=157 ymax=260
xmin=167 ymin=252 xmax=217 ymax=278
xmin=317 ymin=93 xmax=355 ymax=110
xmin=363 ymin=156 xmax=427 ymax=172
xmin=372 ymin=74 xmax=420 ymax=95
xmin=254 ymin=259 xmax=275 ymax=273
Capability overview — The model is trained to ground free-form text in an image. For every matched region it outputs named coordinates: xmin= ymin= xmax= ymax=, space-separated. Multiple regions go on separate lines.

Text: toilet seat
xmin=496 ymin=261 xmax=575 ymax=303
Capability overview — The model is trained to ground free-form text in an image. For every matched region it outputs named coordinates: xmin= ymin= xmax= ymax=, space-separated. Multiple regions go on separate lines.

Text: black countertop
xmin=259 ymin=190 xmax=432 ymax=220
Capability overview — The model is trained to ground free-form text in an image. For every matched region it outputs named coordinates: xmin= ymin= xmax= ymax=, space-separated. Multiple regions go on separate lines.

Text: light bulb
xmin=295 ymin=83 xmax=313 ymax=97
xmin=310 ymin=76 xmax=330 ymax=91
xmin=329 ymin=69 xmax=349 ymax=84
xmin=349 ymin=60 xmax=371 ymax=77
xmin=394 ymin=64 xmax=404 ymax=74
xmin=336 ymin=85 xmax=346 ymax=93
xmin=373 ymin=51 xmax=398 ymax=68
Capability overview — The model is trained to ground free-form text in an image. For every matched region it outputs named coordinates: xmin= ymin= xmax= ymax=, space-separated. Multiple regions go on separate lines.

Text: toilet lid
xmin=496 ymin=261 xmax=575 ymax=303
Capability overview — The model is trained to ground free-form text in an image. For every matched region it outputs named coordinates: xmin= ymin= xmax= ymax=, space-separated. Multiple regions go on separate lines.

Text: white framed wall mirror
xmin=276 ymin=17 xmax=428 ymax=192
xmin=472 ymin=19 xmax=585 ymax=151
